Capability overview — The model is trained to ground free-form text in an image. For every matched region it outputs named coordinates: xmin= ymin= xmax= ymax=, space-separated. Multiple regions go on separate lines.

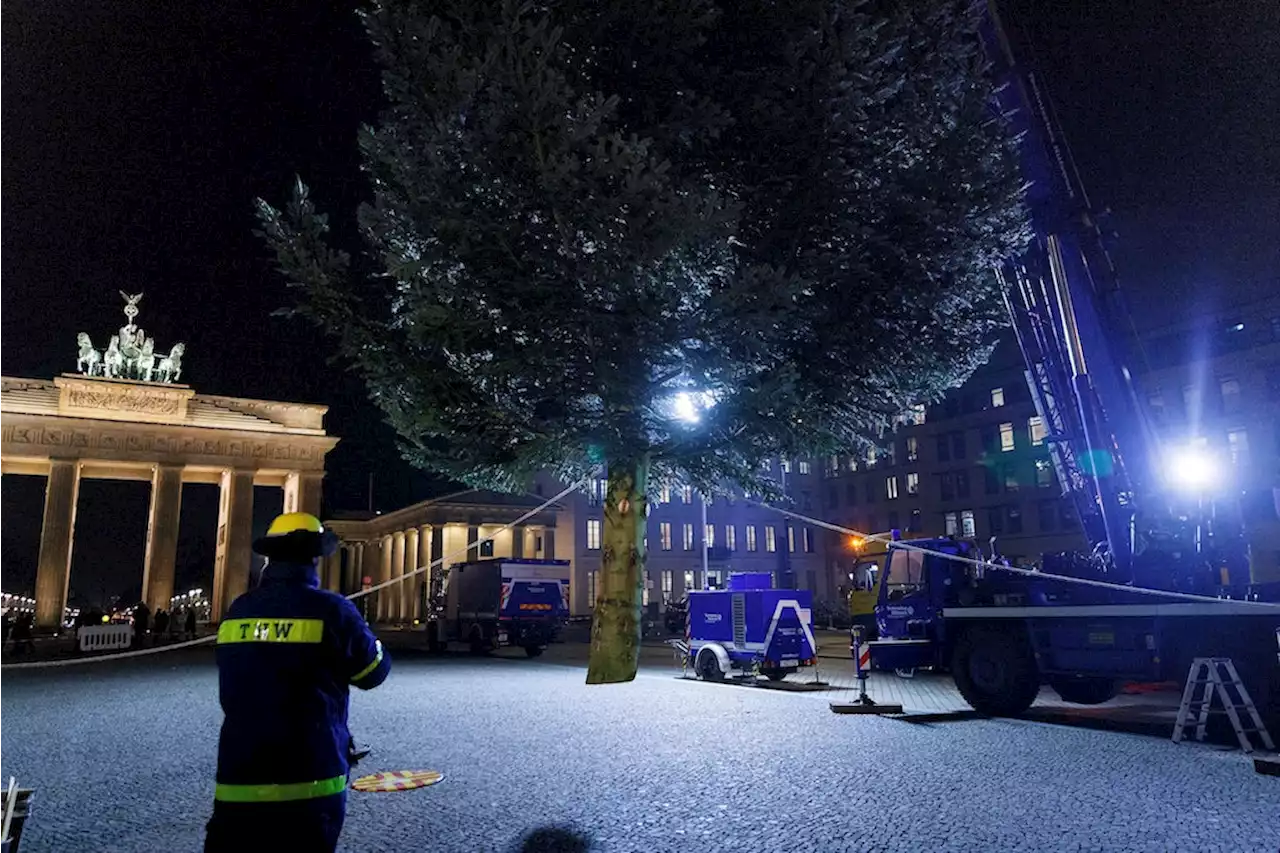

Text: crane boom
xmin=979 ymin=2 xmax=1158 ymax=579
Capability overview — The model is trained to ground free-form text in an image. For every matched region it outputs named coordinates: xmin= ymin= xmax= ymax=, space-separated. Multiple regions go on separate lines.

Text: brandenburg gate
xmin=0 ymin=294 xmax=338 ymax=628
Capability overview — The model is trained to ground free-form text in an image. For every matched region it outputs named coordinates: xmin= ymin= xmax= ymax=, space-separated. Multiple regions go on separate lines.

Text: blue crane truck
xmin=423 ymin=558 xmax=570 ymax=657
xmin=685 ymin=573 xmax=819 ymax=682
xmin=868 ymin=3 xmax=1280 ymax=732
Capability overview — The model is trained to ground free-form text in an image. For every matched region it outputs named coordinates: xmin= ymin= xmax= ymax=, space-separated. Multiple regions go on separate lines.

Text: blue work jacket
xmin=213 ymin=561 xmax=390 ymax=802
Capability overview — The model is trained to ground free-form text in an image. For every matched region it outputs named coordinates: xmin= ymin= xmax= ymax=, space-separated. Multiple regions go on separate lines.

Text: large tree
xmin=257 ymin=0 xmax=1028 ymax=683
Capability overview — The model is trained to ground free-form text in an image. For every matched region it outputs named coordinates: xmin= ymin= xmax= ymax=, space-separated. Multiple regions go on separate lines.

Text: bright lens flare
xmin=1166 ymin=447 xmax=1217 ymax=491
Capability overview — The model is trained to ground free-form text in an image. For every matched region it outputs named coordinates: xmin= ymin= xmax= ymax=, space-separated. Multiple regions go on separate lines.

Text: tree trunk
xmin=586 ymin=455 xmax=650 ymax=684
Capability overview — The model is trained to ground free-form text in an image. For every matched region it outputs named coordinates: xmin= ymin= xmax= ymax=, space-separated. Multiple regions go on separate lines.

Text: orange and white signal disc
xmin=351 ymin=769 xmax=444 ymax=792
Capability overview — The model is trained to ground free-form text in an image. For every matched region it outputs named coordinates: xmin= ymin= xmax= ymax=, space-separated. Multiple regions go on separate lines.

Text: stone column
xmin=353 ymin=543 xmax=365 ymax=593
xmin=416 ymin=525 xmax=432 ymax=621
xmin=512 ymin=524 xmax=527 ymax=558
xmin=467 ymin=525 xmax=480 ymax=561
xmin=390 ymin=531 xmax=407 ymax=622
xmin=404 ymin=527 xmax=420 ymax=623
xmin=377 ymin=535 xmax=394 ymax=622
xmin=525 ymin=525 xmax=544 ymax=558
xmin=34 ymin=459 xmax=81 ymax=630
xmin=142 ymin=463 xmax=184 ymax=615
xmin=213 ymin=469 xmax=255 ymax=619
xmin=544 ymin=527 xmax=557 ymax=560
xmin=282 ymin=471 xmax=324 ymax=517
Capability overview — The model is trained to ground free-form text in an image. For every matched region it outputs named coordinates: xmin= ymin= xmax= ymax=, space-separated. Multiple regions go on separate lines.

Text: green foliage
xmin=256 ymin=0 xmax=1028 ymax=499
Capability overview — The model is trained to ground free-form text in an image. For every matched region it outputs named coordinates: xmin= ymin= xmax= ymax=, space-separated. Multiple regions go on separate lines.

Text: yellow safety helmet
xmin=253 ymin=512 xmax=339 ymax=561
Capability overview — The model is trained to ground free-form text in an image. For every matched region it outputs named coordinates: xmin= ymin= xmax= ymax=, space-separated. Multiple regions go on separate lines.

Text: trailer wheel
xmin=468 ymin=627 xmax=488 ymax=656
xmin=760 ymin=668 xmax=787 ymax=682
xmin=951 ymin=626 xmax=1039 ymax=716
xmin=1049 ymin=677 xmax=1117 ymax=705
xmin=524 ymin=645 xmax=544 ymax=658
xmin=696 ymin=648 xmax=725 ymax=681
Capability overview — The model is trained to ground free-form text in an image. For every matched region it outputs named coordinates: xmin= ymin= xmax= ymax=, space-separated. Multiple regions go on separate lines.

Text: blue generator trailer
xmin=685 ymin=573 xmax=818 ymax=682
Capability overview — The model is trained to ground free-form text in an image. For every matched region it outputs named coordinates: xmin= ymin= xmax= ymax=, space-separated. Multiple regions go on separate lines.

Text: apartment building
xmin=534 ymin=470 xmax=833 ymax=615
xmin=816 ymin=337 xmax=1086 ymax=581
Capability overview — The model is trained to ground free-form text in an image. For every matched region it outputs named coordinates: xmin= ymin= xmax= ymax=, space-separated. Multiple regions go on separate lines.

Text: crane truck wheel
xmin=524 ymin=645 xmax=544 ymax=658
xmin=696 ymin=648 xmax=725 ymax=681
xmin=1049 ymin=677 xmax=1117 ymax=705
xmin=950 ymin=626 xmax=1040 ymax=717
xmin=760 ymin=668 xmax=788 ymax=682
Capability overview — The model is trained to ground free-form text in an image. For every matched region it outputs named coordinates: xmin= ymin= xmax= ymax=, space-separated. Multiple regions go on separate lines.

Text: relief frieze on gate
xmin=1 ymin=419 xmax=326 ymax=467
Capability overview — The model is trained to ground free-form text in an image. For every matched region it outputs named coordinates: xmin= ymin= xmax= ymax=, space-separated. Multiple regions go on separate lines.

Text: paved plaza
xmin=3 ymin=639 xmax=1277 ymax=853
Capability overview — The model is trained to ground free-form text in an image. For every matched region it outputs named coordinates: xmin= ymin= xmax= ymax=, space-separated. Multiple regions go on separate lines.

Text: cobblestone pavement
xmin=2 ymin=645 xmax=1276 ymax=853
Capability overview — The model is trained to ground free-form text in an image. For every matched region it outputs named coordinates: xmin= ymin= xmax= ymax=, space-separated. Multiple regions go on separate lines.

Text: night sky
xmin=3 ymin=1 xmax=1277 ymax=604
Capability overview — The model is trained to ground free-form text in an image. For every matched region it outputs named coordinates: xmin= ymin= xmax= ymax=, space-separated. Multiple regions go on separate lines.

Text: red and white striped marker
xmin=850 ymin=626 xmax=870 ymax=680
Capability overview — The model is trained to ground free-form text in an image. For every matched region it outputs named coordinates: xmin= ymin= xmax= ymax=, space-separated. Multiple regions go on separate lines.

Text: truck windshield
xmin=885 ymin=548 xmax=925 ymax=601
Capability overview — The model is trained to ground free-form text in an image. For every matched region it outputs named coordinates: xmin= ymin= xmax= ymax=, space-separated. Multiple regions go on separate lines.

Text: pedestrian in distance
xmin=154 ymin=609 xmax=170 ymax=643
xmin=204 ymin=512 xmax=390 ymax=853
xmin=12 ymin=613 xmax=34 ymax=655
xmin=185 ymin=606 xmax=197 ymax=640
xmin=132 ymin=602 xmax=150 ymax=648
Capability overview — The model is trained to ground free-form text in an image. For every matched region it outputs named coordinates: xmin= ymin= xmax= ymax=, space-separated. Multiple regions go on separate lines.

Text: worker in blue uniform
xmin=204 ymin=512 xmax=390 ymax=853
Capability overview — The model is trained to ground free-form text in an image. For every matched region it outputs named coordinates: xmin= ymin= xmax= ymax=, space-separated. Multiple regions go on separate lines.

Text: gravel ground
xmin=2 ymin=647 xmax=1277 ymax=853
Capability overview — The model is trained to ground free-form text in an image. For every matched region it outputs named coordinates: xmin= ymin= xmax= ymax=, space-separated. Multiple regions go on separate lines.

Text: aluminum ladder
xmin=1173 ymin=657 xmax=1274 ymax=754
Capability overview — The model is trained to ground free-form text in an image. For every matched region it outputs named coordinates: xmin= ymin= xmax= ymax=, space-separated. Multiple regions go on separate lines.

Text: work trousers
xmin=205 ymin=791 xmax=346 ymax=852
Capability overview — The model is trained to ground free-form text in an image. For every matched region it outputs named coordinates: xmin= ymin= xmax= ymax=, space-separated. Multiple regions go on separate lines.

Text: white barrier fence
xmin=77 ymin=624 xmax=133 ymax=652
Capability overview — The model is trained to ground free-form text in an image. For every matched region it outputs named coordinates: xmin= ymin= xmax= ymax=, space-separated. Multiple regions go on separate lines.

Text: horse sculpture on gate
xmin=76 ymin=333 xmax=102 ymax=375
xmin=74 ymin=293 xmax=187 ymax=384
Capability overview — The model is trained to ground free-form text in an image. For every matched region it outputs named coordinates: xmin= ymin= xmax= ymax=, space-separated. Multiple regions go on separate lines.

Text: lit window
xmin=683 ymin=570 xmax=697 ymax=593
xmin=909 ymin=403 xmax=927 ymax=425
xmin=681 ymin=484 xmax=693 ymax=504
xmin=827 ymin=455 xmax=840 ymax=476
xmin=659 ymin=522 xmax=672 ymax=551
xmin=1035 ymin=459 xmax=1053 ymax=488
xmin=725 ymin=525 xmax=737 ymax=551
xmin=1000 ymin=422 xmax=1015 ymax=452
xmin=908 ymin=509 xmax=922 ymax=532
xmin=704 ymin=524 xmax=715 ymax=549
xmin=797 ymin=460 xmax=811 ymax=475
xmin=961 ymin=510 xmax=976 ymax=537
xmin=586 ymin=519 xmax=602 ymax=549
xmin=1004 ymin=466 xmax=1020 ymax=492
xmin=905 ymin=436 xmax=918 ymax=462
xmin=659 ymin=484 xmax=671 ymax=503
xmin=1228 ymin=429 xmax=1249 ymax=466
xmin=682 ymin=523 xmax=694 ymax=551
xmin=787 ymin=525 xmax=796 ymax=553
xmin=886 ymin=476 xmax=899 ymax=500
xmin=866 ymin=447 xmax=878 ymax=468
xmin=588 ymin=571 xmax=598 ymax=607
xmin=906 ymin=472 xmax=919 ymax=495
xmin=991 ymin=387 xmax=1005 ymax=407
xmin=661 ymin=571 xmax=673 ymax=600
xmin=847 ymin=456 xmax=859 ymax=472
xmin=802 ymin=527 xmax=814 ymax=553
xmin=744 ymin=525 xmax=757 ymax=552
xmin=587 ymin=479 xmax=605 ymax=506
xmin=944 ymin=512 xmax=958 ymax=536
xmin=765 ymin=526 xmax=777 ymax=553
xmin=1028 ymin=417 xmax=1047 ymax=446
xmin=642 ymin=574 xmax=650 ymax=607
xmin=1220 ymin=378 xmax=1241 ymax=413
xmin=780 ymin=459 xmax=792 ymax=474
